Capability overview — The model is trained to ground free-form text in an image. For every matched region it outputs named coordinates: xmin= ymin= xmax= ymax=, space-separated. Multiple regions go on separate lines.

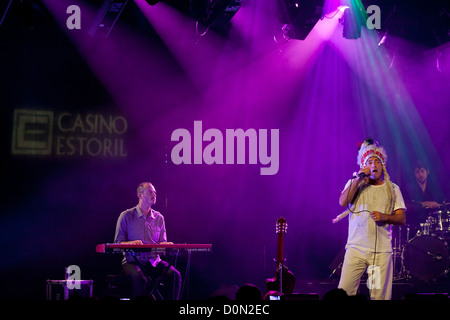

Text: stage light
xmin=377 ymin=30 xmax=388 ymax=47
xmin=341 ymin=5 xmax=362 ymax=39
xmin=277 ymin=0 xmax=325 ymax=40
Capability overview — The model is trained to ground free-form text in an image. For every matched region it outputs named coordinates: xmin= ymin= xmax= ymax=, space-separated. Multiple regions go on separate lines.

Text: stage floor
xmin=295 ymin=278 xmax=450 ymax=300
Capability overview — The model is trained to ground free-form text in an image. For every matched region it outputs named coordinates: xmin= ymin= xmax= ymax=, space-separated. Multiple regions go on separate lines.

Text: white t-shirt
xmin=343 ymin=180 xmax=405 ymax=253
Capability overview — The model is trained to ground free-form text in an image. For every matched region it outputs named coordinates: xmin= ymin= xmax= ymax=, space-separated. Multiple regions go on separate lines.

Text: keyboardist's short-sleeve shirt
xmin=114 ymin=205 xmax=167 ymax=264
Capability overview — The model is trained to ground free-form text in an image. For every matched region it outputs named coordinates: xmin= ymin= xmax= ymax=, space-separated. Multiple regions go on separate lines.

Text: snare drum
xmin=402 ymin=235 xmax=449 ymax=281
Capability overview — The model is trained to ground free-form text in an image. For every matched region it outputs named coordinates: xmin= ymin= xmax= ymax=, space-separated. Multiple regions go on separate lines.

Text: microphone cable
xmin=345 ymin=175 xmax=379 ymax=299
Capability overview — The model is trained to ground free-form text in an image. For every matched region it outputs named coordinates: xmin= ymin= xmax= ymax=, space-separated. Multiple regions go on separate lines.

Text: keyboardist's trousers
xmin=123 ymin=261 xmax=182 ymax=300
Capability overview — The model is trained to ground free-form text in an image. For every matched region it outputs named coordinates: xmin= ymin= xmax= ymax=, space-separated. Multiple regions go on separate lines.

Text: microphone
xmin=352 ymin=170 xmax=371 ymax=179
xmin=358 ymin=172 xmax=370 ymax=177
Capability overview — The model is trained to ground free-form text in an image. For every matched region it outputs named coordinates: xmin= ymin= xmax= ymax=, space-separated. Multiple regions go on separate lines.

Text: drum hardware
xmin=392 ymin=203 xmax=450 ymax=282
xmin=392 ymin=225 xmax=410 ymax=280
xmin=408 ymin=243 xmax=444 ymax=261
xmin=401 ymin=235 xmax=450 ymax=282
xmin=419 ymin=219 xmax=432 ymax=236
xmin=429 ymin=209 xmax=450 ymax=237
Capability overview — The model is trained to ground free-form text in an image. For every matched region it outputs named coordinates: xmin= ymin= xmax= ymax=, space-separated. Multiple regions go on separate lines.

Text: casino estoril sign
xmin=12 ymin=109 xmax=128 ymax=158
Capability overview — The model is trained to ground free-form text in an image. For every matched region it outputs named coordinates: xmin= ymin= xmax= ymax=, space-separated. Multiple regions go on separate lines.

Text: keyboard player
xmin=114 ymin=182 xmax=181 ymax=299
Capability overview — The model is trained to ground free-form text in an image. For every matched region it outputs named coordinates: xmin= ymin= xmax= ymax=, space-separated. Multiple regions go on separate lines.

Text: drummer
xmin=404 ymin=161 xmax=442 ymax=229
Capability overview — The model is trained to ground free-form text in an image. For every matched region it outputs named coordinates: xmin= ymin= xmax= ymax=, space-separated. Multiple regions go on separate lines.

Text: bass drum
xmin=403 ymin=235 xmax=449 ymax=281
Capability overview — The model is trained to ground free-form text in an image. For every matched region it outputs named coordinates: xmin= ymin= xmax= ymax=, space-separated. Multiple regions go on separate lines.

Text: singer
xmin=335 ymin=138 xmax=406 ymax=300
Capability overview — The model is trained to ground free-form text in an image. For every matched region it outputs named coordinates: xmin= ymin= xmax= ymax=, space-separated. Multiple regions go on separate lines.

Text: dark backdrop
xmin=1 ymin=0 xmax=449 ymax=299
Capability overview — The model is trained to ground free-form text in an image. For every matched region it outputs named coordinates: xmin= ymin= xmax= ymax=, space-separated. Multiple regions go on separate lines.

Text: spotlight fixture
xmin=341 ymin=5 xmax=364 ymax=39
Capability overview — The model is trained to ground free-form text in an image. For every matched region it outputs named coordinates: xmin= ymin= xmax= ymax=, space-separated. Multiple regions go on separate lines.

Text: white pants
xmin=338 ymin=247 xmax=393 ymax=300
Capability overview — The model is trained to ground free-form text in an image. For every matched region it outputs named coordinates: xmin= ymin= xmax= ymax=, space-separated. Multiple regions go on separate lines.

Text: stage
xmin=0 ymin=0 xmax=449 ymax=303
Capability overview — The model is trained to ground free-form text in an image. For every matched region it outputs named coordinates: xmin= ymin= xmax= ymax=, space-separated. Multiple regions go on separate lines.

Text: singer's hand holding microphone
xmin=358 ymin=166 xmax=371 ymax=177
xmin=356 ymin=166 xmax=371 ymax=179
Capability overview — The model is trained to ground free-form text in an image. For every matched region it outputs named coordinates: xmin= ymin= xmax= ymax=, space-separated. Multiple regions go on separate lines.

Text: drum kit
xmin=393 ymin=204 xmax=450 ymax=282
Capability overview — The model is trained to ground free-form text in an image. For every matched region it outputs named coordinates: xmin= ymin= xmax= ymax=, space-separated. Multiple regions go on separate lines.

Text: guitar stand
xmin=277 ymin=260 xmax=285 ymax=294
xmin=266 ymin=259 xmax=296 ymax=295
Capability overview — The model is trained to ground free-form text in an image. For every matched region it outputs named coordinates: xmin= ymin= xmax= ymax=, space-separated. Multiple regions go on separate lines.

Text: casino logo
xmin=11 ymin=109 xmax=54 ymax=155
xmin=11 ymin=108 xmax=128 ymax=158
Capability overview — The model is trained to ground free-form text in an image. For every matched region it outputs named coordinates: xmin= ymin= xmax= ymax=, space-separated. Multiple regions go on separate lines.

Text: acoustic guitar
xmin=265 ymin=217 xmax=296 ymax=294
